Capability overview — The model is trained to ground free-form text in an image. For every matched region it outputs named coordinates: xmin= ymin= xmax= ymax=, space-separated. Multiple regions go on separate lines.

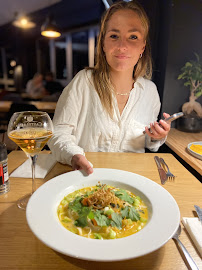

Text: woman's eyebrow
xmin=128 ymin=28 xmax=140 ymax=33
xmin=107 ymin=29 xmax=120 ymax=33
xmin=107 ymin=28 xmax=141 ymax=33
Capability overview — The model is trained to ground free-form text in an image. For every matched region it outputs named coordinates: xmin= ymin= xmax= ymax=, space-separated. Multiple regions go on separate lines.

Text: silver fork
xmin=172 ymin=225 xmax=199 ymax=270
xmin=160 ymin=158 xmax=175 ymax=180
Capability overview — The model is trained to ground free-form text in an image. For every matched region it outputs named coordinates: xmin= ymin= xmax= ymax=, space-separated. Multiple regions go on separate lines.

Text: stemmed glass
xmin=8 ymin=111 xmax=53 ymax=210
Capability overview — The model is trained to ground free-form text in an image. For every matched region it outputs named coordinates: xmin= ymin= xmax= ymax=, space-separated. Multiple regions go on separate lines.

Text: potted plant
xmin=176 ymin=53 xmax=202 ymax=132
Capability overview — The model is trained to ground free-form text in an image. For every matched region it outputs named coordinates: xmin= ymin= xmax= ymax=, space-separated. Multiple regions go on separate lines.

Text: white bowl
xmin=26 ymin=168 xmax=180 ymax=262
xmin=187 ymin=141 xmax=202 ymax=160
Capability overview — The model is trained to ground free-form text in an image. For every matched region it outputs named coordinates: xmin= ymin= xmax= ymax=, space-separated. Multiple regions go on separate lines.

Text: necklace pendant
xmin=116 ymin=92 xmax=130 ymax=96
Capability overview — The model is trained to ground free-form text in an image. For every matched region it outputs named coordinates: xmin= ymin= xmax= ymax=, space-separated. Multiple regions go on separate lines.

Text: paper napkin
xmin=10 ymin=153 xmax=57 ymax=179
xmin=182 ymin=217 xmax=202 ymax=257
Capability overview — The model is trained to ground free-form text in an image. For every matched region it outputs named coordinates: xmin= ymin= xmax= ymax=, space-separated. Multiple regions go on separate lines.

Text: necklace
xmin=116 ymin=91 xmax=131 ymax=96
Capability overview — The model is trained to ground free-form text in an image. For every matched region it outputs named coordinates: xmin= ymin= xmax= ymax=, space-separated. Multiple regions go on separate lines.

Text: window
xmin=72 ymin=31 xmax=88 ymax=76
xmin=46 ymin=25 xmax=99 ymax=84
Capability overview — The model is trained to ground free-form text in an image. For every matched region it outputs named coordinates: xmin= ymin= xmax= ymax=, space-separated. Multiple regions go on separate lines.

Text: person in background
xmin=48 ymin=0 xmax=171 ymax=175
xmin=26 ymin=73 xmax=46 ymax=99
xmin=43 ymin=72 xmax=63 ymax=101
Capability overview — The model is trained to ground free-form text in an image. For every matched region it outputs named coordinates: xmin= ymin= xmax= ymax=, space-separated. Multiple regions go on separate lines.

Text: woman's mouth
xmin=115 ymin=55 xmax=129 ymax=59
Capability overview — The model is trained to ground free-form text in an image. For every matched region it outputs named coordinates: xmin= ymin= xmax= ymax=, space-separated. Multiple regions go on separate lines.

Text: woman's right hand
xmin=71 ymin=154 xmax=93 ymax=175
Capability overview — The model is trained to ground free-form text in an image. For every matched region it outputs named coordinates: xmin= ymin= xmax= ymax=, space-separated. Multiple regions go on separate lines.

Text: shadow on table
xmin=56 ymin=247 xmax=165 ymax=270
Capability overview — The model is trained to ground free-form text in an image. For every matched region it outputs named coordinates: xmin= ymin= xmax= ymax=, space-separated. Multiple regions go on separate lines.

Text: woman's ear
xmin=141 ymin=40 xmax=146 ymax=54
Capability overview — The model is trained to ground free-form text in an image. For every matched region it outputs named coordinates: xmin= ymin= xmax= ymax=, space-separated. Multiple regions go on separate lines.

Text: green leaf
xmin=74 ymin=216 xmax=88 ymax=227
xmin=194 ymin=52 xmax=199 ymax=62
xmin=195 ymin=89 xmax=202 ymax=98
xmin=184 ymin=81 xmax=191 ymax=87
xmin=74 ymin=207 xmax=91 ymax=227
xmin=185 ymin=62 xmax=192 ymax=68
xmin=68 ymin=196 xmax=82 ymax=212
xmin=110 ymin=212 xmax=122 ymax=229
xmin=114 ymin=189 xmax=134 ymax=204
xmin=121 ymin=206 xmax=129 ymax=218
xmin=178 ymin=73 xmax=185 ymax=80
xmin=87 ymin=211 xmax=94 ymax=220
xmin=129 ymin=207 xmax=140 ymax=221
xmin=121 ymin=206 xmax=140 ymax=221
xmin=94 ymin=210 xmax=110 ymax=227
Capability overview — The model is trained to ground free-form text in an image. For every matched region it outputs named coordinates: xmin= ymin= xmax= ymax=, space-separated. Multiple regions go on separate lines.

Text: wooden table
xmin=0 ymin=151 xmax=201 ymax=270
xmin=0 ymin=101 xmax=56 ymax=114
xmin=166 ymin=128 xmax=202 ymax=175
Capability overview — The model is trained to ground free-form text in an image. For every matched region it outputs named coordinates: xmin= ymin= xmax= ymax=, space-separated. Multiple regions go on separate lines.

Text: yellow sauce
xmin=190 ymin=144 xmax=202 ymax=155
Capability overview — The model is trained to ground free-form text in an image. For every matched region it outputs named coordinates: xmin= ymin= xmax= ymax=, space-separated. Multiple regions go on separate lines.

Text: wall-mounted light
xmin=13 ymin=14 xmax=36 ymax=29
xmin=41 ymin=15 xmax=61 ymax=38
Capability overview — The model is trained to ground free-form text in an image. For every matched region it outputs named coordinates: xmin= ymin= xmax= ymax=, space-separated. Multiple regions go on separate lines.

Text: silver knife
xmin=154 ymin=156 xmax=168 ymax=185
xmin=194 ymin=205 xmax=202 ymax=223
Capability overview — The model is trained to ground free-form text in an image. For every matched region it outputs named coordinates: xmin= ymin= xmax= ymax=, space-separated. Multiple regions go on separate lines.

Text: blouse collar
xmin=135 ymin=77 xmax=145 ymax=90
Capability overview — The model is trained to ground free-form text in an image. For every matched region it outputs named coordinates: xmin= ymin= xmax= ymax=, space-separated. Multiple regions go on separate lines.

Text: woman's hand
xmin=71 ymin=154 xmax=93 ymax=175
xmin=145 ymin=113 xmax=171 ymax=140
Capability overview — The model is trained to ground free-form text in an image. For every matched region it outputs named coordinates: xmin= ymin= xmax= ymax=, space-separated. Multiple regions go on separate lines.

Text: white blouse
xmin=48 ymin=69 xmax=165 ymax=165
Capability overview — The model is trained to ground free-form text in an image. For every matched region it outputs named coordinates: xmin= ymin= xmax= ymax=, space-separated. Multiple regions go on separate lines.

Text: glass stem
xmin=31 ymin=155 xmax=38 ymax=194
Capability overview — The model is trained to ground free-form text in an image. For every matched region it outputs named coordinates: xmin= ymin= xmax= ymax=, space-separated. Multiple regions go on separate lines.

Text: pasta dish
xmin=57 ymin=183 xmax=148 ymax=239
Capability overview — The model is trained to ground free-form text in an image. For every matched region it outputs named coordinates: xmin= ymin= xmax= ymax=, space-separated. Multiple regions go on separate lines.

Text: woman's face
xmin=103 ymin=9 xmax=146 ymax=73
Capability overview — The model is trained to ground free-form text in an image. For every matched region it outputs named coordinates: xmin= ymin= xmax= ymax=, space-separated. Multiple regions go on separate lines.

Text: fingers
xmin=145 ymin=112 xmax=172 ymax=140
xmin=145 ymin=121 xmax=170 ymax=140
xmin=159 ymin=119 xmax=170 ymax=132
xmin=71 ymin=154 xmax=93 ymax=175
xmin=82 ymin=162 xmax=94 ymax=175
xmin=150 ymin=122 xmax=167 ymax=138
xmin=163 ymin=112 xmax=170 ymax=119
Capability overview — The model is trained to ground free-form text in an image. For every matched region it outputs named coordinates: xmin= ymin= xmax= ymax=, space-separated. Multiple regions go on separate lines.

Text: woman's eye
xmin=130 ymin=35 xmax=138 ymax=40
xmin=110 ymin=34 xmax=118 ymax=39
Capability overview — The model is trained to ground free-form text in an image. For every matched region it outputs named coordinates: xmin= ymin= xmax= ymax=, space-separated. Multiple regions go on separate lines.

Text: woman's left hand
xmin=145 ymin=112 xmax=171 ymax=140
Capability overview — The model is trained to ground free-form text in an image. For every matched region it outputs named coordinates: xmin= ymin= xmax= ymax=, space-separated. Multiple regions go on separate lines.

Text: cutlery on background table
xmin=172 ymin=225 xmax=199 ymax=270
xmin=154 ymin=156 xmax=168 ymax=185
xmin=160 ymin=157 xmax=175 ymax=180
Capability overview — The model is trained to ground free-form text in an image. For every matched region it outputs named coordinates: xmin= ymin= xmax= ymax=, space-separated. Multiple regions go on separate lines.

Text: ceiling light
xmin=10 ymin=60 xmax=16 ymax=67
xmin=13 ymin=15 xmax=36 ymax=29
xmin=41 ymin=15 xmax=61 ymax=38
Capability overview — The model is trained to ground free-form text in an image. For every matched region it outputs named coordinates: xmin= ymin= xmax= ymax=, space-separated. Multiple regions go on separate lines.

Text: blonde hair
xmin=87 ymin=0 xmax=152 ymax=117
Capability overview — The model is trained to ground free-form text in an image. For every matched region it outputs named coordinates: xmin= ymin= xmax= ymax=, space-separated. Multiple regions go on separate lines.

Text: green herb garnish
xmin=121 ymin=206 xmax=140 ymax=221
xmin=114 ymin=189 xmax=134 ymax=204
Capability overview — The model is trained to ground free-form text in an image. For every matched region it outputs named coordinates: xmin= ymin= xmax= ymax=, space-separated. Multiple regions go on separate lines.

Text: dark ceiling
xmin=0 ymin=0 xmax=106 ymax=47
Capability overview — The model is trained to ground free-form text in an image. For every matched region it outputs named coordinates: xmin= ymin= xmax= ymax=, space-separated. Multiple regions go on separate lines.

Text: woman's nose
xmin=117 ymin=39 xmax=127 ymax=50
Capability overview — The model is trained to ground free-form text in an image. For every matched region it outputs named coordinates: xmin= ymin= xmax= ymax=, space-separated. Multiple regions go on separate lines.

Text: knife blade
xmin=154 ymin=156 xmax=168 ymax=185
xmin=194 ymin=205 xmax=202 ymax=223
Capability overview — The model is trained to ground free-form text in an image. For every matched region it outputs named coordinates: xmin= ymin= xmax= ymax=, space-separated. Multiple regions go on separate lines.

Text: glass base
xmin=17 ymin=193 xmax=32 ymax=210
xmin=0 ymin=181 xmax=10 ymax=195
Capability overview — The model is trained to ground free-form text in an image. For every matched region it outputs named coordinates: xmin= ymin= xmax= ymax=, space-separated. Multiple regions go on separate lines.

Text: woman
xmin=48 ymin=0 xmax=170 ymax=175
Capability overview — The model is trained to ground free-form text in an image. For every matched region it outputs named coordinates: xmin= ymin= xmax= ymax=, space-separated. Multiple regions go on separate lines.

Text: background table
xmin=0 ymin=100 xmax=56 ymax=114
xmin=166 ymin=128 xmax=202 ymax=175
xmin=0 ymin=151 xmax=201 ymax=270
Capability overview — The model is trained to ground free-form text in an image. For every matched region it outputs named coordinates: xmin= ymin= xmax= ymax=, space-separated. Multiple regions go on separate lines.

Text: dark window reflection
xmin=72 ymin=31 xmax=88 ymax=76
xmin=56 ymin=47 xmax=66 ymax=79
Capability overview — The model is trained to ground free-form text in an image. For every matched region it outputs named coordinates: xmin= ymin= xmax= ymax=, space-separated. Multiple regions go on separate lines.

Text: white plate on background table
xmin=26 ymin=168 xmax=180 ymax=262
xmin=187 ymin=141 xmax=202 ymax=160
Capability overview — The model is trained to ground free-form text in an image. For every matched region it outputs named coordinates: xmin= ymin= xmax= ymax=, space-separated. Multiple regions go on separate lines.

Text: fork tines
xmin=159 ymin=157 xmax=176 ymax=180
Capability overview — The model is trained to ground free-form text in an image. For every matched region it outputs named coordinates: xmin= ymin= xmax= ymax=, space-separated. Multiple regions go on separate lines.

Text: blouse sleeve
xmin=48 ymin=71 xmax=87 ymax=165
xmin=144 ymin=82 xmax=167 ymax=152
